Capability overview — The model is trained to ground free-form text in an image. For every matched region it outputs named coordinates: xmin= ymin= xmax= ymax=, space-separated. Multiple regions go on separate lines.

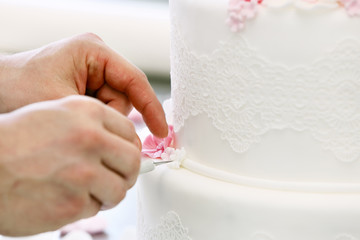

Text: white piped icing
xmin=161 ymin=147 xmax=187 ymax=169
xmin=181 ymin=158 xmax=360 ymax=193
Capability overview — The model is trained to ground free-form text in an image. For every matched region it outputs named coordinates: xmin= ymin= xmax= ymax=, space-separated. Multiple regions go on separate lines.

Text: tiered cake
xmin=138 ymin=0 xmax=360 ymax=239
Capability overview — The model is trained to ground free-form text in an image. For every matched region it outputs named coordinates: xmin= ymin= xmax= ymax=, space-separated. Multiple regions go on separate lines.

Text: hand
xmin=0 ymin=33 xmax=168 ymax=137
xmin=0 ymin=96 xmax=140 ymax=236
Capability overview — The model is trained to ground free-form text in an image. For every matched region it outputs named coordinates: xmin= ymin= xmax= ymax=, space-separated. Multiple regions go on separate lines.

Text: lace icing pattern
xmin=138 ymin=211 xmax=191 ymax=240
xmin=138 ymin=207 xmax=360 ymax=240
xmin=137 ymin=190 xmax=359 ymax=240
xmin=170 ymin=23 xmax=360 ymax=163
xmin=137 ymin=199 xmax=192 ymax=240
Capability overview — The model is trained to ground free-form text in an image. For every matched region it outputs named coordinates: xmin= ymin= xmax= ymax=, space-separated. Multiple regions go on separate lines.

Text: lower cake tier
xmin=137 ymin=166 xmax=360 ymax=240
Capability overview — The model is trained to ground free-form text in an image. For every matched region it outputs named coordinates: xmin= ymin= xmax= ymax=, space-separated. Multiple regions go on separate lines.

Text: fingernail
xmin=100 ymin=202 xmax=115 ymax=210
xmin=101 ymin=204 xmax=110 ymax=211
xmin=135 ymin=135 xmax=142 ymax=150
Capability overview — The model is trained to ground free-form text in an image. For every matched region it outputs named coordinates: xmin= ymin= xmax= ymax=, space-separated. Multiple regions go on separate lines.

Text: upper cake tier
xmin=169 ymin=0 xmax=360 ymax=187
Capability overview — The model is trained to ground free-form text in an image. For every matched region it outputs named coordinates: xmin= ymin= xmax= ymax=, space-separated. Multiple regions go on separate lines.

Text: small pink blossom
xmin=128 ymin=108 xmax=144 ymax=125
xmin=226 ymin=0 xmax=261 ymax=32
xmin=142 ymin=125 xmax=175 ymax=159
xmin=338 ymin=0 xmax=360 ymax=16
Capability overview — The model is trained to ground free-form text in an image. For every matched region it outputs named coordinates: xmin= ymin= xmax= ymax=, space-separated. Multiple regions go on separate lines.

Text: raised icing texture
xmin=227 ymin=0 xmax=360 ymax=31
xmin=170 ymin=0 xmax=360 ymax=183
xmin=137 ymin=208 xmax=191 ymax=240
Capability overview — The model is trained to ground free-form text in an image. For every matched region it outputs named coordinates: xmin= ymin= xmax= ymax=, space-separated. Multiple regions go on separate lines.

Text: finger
xmin=100 ymin=103 xmax=140 ymax=147
xmin=88 ymin=165 xmax=130 ymax=210
xmin=80 ymin=195 xmax=102 ymax=219
xmin=96 ymin=83 xmax=133 ymax=115
xmin=62 ymin=95 xmax=141 ymax=149
xmin=99 ymin=131 xmax=141 ymax=184
xmin=70 ymin=33 xmax=167 ymax=137
xmin=98 ymin=48 xmax=168 ymax=138
xmin=54 ymin=166 xmax=102 ymax=221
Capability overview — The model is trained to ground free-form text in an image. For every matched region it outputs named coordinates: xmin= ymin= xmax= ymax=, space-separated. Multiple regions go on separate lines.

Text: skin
xmin=0 ymin=33 xmax=168 ymax=236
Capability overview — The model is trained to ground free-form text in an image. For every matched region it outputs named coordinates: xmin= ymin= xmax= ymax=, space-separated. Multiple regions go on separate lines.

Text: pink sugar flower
xmin=339 ymin=0 xmax=360 ymax=16
xmin=128 ymin=108 xmax=144 ymax=125
xmin=142 ymin=125 xmax=175 ymax=159
xmin=227 ymin=0 xmax=261 ymax=32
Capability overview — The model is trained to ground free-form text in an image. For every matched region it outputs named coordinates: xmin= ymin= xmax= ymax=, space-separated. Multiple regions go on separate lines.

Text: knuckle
xmin=129 ymin=72 xmax=148 ymax=95
xmin=68 ymin=196 xmax=87 ymax=216
xmin=137 ymin=70 xmax=148 ymax=82
xmin=71 ymin=127 xmax=102 ymax=148
xmin=80 ymin=32 xmax=103 ymax=42
xmin=112 ymin=183 xmax=127 ymax=204
xmin=80 ymin=98 xmax=106 ymax=118
xmin=60 ymin=163 xmax=97 ymax=187
xmin=63 ymin=95 xmax=101 ymax=110
xmin=124 ymin=118 xmax=136 ymax=134
xmin=56 ymin=193 xmax=87 ymax=219
xmin=61 ymin=95 xmax=88 ymax=110
xmin=75 ymin=164 xmax=97 ymax=185
xmin=87 ymin=55 xmax=102 ymax=73
xmin=84 ymin=129 xmax=102 ymax=146
xmin=61 ymin=95 xmax=82 ymax=105
xmin=124 ymin=69 xmax=147 ymax=93
xmin=71 ymin=32 xmax=104 ymax=47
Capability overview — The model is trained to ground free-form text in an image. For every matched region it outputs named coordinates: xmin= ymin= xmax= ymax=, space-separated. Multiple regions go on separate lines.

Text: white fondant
xmin=138 ymin=166 xmax=360 ymax=240
xmin=170 ymin=0 xmax=360 ymax=182
xmin=181 ymin=158 xmax=360 ymax=192
xmin=138 ymin=0 xmax=360 ymax=239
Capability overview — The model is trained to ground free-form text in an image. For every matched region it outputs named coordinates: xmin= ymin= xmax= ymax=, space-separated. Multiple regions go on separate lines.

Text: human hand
xmin=0 ymin=33 xmax=167 ymax=137
xmin=0 ymin=95 xmax=140 ymax=236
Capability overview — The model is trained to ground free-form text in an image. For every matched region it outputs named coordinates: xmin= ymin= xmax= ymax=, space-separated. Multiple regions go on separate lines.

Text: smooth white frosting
xmin=138 ymin=166 xmax=360 ymax=240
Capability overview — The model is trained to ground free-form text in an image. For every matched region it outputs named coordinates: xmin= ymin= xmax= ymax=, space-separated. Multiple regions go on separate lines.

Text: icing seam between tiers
xmin=181 ymin=158 xmax=360 ymax=193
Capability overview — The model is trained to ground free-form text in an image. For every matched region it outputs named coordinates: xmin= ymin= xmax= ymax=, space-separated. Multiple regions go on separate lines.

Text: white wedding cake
xmin=138 ymin=0 xmax=360 ymax=239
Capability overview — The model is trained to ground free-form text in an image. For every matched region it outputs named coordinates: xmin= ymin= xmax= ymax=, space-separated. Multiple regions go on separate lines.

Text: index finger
xmin=101 ymin=49 xmax=168 ymax=138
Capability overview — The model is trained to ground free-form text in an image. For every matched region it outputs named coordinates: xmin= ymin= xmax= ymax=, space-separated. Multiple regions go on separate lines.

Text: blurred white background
xmin=0 ymin=0 xmax=171 ymax=239
xmin=0 ymin=0 xmax=170 ymax=76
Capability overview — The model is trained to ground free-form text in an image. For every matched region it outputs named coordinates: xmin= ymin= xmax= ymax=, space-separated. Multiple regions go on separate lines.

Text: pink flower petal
xmin=128 ymin=109 xmax=144 ymax=124
xmin=141 ymin=125 xmax=175 ymax=159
